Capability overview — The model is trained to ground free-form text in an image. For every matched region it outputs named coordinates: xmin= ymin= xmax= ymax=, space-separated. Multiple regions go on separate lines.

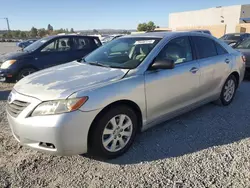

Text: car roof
xmin=122 ymin=31 xmax=213 ymax=39
xmin=224 ymin=33 xmax=248 ymax=35
xmin=49 ymin=34 xmax=99 ymax=39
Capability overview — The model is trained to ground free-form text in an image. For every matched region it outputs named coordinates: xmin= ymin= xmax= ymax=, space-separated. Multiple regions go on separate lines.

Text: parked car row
xmin=0 ymin=38 xmax=22 ymax=42
xmin=5 ymin=31 xmax=245 ymax=159
xmin=0 ymin=34 xmax=102 ymax=81
xmin=16 ymin=39 xmax=38 ymax=49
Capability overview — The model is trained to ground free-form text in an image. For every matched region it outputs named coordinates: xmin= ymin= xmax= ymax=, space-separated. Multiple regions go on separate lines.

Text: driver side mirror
xmin=150 ymin=59 xmax=175 ymax=70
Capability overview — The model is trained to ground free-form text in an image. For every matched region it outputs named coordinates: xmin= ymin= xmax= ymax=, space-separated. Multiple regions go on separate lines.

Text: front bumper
xmin=0 ymin=69 xmax=16 ymax=81
xmin=7 ymin=91 xmax=100 ymax=156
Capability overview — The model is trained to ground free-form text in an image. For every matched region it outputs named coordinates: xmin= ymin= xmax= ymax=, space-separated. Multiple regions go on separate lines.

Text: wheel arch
xmin=87 ymin=99 xmax=143 ymax=149
xmin=230 ymin=71 xmax=240 ymax=88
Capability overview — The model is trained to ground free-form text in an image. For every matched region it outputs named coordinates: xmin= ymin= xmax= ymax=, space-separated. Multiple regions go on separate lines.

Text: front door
xmin=35 ymin=37 xmax=73 ymax=69
xmin=145 ymin=36 xmax=200 ymax=123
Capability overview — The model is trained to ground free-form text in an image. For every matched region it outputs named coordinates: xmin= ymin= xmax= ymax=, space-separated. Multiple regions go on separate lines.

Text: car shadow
xmin=91 ymin=82 xmax=250 ymax=165
xmin=0 ymin=90 xmax=11 ymax=101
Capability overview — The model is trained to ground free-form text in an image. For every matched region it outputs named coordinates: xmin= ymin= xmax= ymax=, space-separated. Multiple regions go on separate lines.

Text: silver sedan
xmin=7 ymin=32 xmax=245 ymax=159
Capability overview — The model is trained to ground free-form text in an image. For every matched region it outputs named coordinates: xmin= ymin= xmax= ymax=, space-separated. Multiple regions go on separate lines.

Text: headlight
xmin=31 ymin=97 xmax=88 ymax=117
xmin=1 ymin=60 xmax=16 ymax=69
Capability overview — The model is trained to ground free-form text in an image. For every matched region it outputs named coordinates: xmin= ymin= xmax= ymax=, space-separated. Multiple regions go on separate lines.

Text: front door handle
xmin=190 ymin=67 xmax=199 ymax=74
xmin=225 ymin=58 xmax=230 ymax=64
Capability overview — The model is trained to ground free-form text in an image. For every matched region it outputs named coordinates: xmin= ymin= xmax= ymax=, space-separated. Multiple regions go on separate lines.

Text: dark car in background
xmin=17 ymin=39 xmax=38 ymax=49
xmin=191 ymin=30 xmax=212 ymax=35
xmin=220 ymin=33 xmax=250 ymax=46
xmin=0 ymin=34 xmax=101 ymax=81
xmin=234 ymin=37 xmax=250 ymax=78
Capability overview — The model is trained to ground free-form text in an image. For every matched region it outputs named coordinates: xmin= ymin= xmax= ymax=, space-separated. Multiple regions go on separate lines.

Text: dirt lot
xmin=1 ymin=43 xmax=250 ymax=188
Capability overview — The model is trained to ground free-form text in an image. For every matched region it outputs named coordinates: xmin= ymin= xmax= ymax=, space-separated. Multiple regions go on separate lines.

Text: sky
xmin=0 ymin=0 xmax=250 ymax=31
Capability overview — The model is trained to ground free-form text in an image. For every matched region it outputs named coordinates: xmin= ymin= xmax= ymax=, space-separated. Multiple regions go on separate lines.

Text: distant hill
xmin=77 ymin=29 xmax=136 ymax=35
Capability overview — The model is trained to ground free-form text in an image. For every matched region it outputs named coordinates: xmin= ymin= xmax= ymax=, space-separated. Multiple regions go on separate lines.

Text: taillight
xmin=242 ymin=55 xmax=246 ymax=63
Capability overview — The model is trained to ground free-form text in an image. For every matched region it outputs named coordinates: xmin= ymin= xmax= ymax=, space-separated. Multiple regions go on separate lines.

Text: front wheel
xmin=89 ymin=105 xmax=138 ymax=159
xmin=16 ymin=68 xmax=36 ymax=81
xmin=217 ymin=75 xmax=237 ymax=106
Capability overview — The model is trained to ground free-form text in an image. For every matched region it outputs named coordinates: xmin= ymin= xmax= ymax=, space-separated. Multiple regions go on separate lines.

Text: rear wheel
xmin=16 ymin=68 xmax=36 ymax=81
xmin=88 ymin=105 xmax=138 ymax=159
xmin=216 ymin=75 xmax=237 ymax=106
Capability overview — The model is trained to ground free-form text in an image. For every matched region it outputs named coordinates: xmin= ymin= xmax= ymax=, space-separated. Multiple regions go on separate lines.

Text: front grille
xmin=7 ymin=100 xmax=30 ymax=117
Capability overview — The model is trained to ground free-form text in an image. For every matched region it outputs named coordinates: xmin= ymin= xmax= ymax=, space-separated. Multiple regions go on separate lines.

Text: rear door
xmin=72 ymin=37 xmax=100 ymax=60
xmin=191 ymin=36 xmax=231 ymax=100
xmin=35 ymin=37 xmax=73 ymax=69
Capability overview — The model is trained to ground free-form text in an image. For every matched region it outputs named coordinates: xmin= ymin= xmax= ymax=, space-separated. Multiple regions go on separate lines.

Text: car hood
xmin=0 ymin=51 xmax=29 ymax=62
xmin=14 ymin=61 xmax=129 ymax=101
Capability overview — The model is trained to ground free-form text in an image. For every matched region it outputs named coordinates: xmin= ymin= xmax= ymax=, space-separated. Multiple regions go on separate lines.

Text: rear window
xmin=192 ymin=36 xmax=217 ymax=59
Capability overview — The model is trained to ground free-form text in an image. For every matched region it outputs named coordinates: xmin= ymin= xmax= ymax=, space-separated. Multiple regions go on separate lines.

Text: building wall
xmin=169 ymin=5 xmax=242 ymax=34
xmin=176 ymin=25 xmax=226 ymax=38
xmin=240 ymin=4 xmax=250 ymax=22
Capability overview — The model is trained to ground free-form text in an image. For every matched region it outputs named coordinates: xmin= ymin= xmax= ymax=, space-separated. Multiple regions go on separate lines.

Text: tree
xmin=137 ymin=21 xmax=157 ymax=32
xmin=37 ymin=28 xmax=47 ymax=38
xmin=47 ymin=24 xmax=53 ymax=31
xmin=30 ymin=27 xmax=38 ymax=38
xmin=19 ymin=31 xmax=27 ymax=39
xmin=137 ymin=23 xmax=148 ymax=31
xmin=70 ymin=28 xmax=74 ymax=33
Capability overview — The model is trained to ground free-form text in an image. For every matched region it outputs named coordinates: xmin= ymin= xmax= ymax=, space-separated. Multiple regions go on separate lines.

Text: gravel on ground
xmin=0 ymin=43 xmax=250 ymax=188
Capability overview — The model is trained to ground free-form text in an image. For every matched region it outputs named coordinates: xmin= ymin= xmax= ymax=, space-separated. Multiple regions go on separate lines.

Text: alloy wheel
xmin=223 ymin=78 xmax=235 ymax=102
xmin=102 ymin=114 xmax=133 ymax=152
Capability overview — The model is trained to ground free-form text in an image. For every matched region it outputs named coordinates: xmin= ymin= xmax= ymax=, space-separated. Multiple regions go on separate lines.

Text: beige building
xmin=169 ymin=4 xmax=250 ymax=37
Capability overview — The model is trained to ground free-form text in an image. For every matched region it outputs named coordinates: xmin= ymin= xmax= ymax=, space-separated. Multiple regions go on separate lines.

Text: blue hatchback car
xmin=0 ymin=35 xmax=101 ymax=81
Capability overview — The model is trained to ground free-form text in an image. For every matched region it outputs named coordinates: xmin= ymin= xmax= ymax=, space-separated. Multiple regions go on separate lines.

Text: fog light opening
xmin=39 ymin=142 xmax=55 ymax=149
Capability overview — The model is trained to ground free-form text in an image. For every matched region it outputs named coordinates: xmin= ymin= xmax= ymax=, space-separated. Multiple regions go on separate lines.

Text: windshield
xmin=236 ymin=38 xmax=250 ymax=49
xmin=221 ymin=34 xmax=241 ymax=41
xmin=84 ymin=37 xmax=161 ymax=69
xmin=24 ymin=37 xmax=52 ymax=52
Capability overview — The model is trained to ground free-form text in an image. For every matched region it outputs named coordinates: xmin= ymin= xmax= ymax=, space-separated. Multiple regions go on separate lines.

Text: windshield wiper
xmin=88 ymin=61 xmax=111 ymax=68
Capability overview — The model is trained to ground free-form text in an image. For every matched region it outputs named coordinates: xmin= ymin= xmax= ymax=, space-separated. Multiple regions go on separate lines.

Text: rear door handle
xmin=190 ymin=67 xmax=199 ymax=74
xmin=225 ymin=58 xmax=230 ymax=64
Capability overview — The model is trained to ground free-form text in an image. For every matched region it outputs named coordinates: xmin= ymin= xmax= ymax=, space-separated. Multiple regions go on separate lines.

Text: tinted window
xmin=192 ymin=36 xmax=217 ymax=59
xmin=73 ymin=37 xmax=97 ymax=50
xmin=156 ymin=37 xmax=193 ymax=64
xmin=215 ymin=42 xmax=228 ymax=55
xmin=41 ymin=38 xmax=72 ymax=52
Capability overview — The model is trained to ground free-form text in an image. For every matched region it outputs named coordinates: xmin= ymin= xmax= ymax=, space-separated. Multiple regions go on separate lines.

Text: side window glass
xmin=41 ymin=38 xmax=72 ymax=52
xmin=193 ymin=36 xmax=217 ymax=59
xmin=57 ymin=38 xmax=72 ymax=51
xmin=41 ymin=41 xmax=56 ymax=52
xmin=74 ymin=38 xmax=92 ymax=50
xmin=215 ymin=42 xmax=228 ymax=55
xmin=156 ymin=37 xmax=193 ymax=64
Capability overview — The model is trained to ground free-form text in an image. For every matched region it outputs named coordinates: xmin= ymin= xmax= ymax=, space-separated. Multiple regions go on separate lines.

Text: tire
xmin=16 ymin=68 xmax=36 ymax=81
xmin=216 ymin=75 xmax=237 ymax=106
xmin=88 ymin=105 xmax=138 ymax=159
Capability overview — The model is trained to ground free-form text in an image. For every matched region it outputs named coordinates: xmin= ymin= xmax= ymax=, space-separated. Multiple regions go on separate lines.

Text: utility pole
xmin=0 ymin=17 xmax=10 ymax=31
